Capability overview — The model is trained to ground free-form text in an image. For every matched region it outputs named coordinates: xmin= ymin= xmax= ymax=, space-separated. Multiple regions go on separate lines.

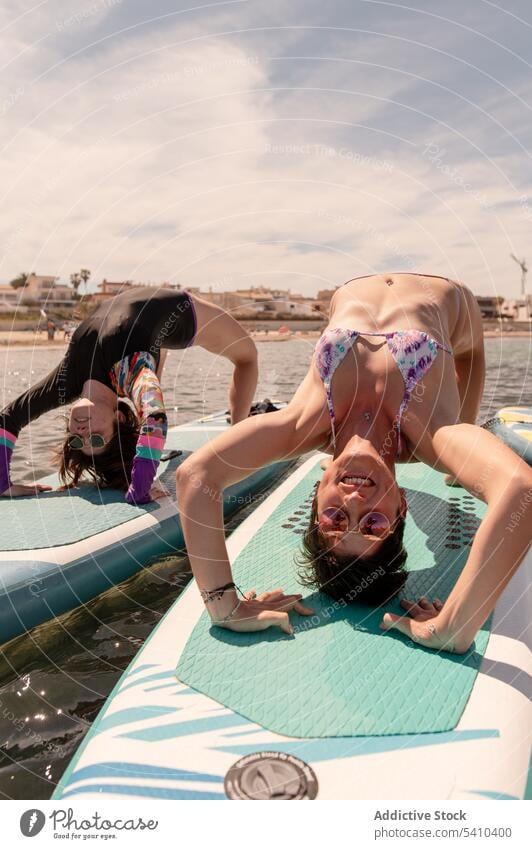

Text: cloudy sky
xmin=1 ymin=0 xmax=531 ymax=297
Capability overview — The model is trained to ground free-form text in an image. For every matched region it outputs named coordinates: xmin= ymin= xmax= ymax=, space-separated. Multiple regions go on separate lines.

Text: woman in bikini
xmin=177 ymin=273 xmax=532 ymax=654
xmin=1 ymin=287 xmax=257 ymax=504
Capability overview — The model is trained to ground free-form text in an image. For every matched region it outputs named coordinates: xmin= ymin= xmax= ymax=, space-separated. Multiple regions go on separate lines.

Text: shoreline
xmin=0 ymin=330 xmax=530 ymax=349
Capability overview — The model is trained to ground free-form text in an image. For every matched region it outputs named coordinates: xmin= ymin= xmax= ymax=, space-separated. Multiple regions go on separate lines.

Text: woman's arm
xmin=381 ymin=423 xmax=532 ymax=653
xmin=177 ymin=401 xmax=321 ymax=631
xmin=189 ymin=296 xmax=258 ymax=424
xmin=124 ymin=361 xmax=168 ymax=505
xmin=453 ymin=283 xmax=486 ymax=426
xmin=454 ymin=345 xmax=485 ymax=425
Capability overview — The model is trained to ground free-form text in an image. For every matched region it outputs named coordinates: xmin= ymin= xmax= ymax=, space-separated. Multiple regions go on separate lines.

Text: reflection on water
xmin=0 ymin=337 xmax=530 ymax=798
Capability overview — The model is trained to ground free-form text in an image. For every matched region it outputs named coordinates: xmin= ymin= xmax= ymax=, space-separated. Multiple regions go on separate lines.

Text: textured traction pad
xmin=0 ymin=441 xmax=194 ymax=551
xmin=0 ymin=420 xmax=228 ymax=552
xmin=0 ymin=427 xmax=204 ymax=551
xmin=0 ymin=486 xmax=160 ymax=551
xmin=176 ymin=460 xmax=490 ymax=738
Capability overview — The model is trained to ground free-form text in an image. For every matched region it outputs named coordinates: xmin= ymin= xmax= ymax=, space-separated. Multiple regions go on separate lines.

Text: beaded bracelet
xmin=200 ymin=581 xmax=236 ymax=604
xmin=212 ymin=599 xmax=242 ymax=625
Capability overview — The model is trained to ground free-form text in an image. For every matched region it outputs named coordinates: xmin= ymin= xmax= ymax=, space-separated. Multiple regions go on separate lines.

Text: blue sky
xmin=1 ymin=0 xmax=531 ymax=296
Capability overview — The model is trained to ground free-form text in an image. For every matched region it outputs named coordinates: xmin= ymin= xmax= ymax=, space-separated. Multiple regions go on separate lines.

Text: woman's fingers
xmin=401 ymin=597 xmax=443 ymax=618
xmin=257 ymin=596 xmax=313 ymax=615
xmin=380 ymin=612 xmax=414 ymax=639
xmin=255 ymin=591 xmax=304 ymax=609
xmin=269 ymin=594 xmax=304 ymax=611
xmin=400 ymin=599 xmax=429 ymax=618
xmin=380 ymin=612 xmax=449 ymax=652
xmin=216 ymin=592 xmax=314 ymax=635
xmin=150 ymin=485 xmax=170 ymax=500
xmin=293 ymin=601 xmax=314 ymax=616
xmin=256 ymin=609 xmax=293 ymax=635
xmin=256 ymin=589 xmax=286 ymax=603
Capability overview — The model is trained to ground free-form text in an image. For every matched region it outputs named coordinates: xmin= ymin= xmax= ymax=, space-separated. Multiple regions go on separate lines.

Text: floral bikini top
xmin=314 ymin=328 xmax=453 ymax=452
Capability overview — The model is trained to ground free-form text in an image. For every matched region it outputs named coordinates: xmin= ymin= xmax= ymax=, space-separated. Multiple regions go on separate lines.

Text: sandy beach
xmin=0 ymin=330 xmax=71 ymax=348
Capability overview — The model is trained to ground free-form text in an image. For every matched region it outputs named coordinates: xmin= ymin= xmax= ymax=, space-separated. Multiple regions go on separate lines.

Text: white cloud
xmin=0 ymin=0 xmax=530 ymax=298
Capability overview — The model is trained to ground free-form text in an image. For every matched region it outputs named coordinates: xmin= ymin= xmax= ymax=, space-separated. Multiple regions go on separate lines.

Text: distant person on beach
xmin=62 ymin=322 xmax=76 ymax=342
xmin=47 ymin=319 xmax=56 ymax=341
xmin=177 ymin=272 xmax=532 ymax=656
xmin=0 ymin=287 xmax=257 ymax=504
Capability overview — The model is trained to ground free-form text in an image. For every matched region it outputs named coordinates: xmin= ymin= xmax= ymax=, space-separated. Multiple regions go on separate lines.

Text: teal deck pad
xmin=176 ymin=461 xmax=491 ymax=738
xmin=0 ymin=428 xmax=195 ymax=552
xmin=0 ymin=486 xmax=160 ymax=551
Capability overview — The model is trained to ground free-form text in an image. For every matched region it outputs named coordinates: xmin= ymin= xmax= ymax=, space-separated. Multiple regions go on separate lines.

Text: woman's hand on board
xmin=212 ymin=588 xmax=314 ymax=635
xmin=379 ymin=595 xmax=468 ymax=654
xmin=398 ymin=595 xmax=444 ymax=620
xmin=148 ymin=481 xmax=171 ymax=501
xmin=0 ymin=483 xmax=53 ymax=497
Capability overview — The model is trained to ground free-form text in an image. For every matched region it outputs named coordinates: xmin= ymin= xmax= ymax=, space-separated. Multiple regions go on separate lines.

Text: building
xmin=199 ymin=290 xmax=247 ymax=310
xmin=23 ymin=274 xmax=77 ymax=309
xmin=475 ymin=295 xmax=504 ymax=319
xmin=500 ymin=295 xmax=531 ymax=320
xmin=234 ymin=286 xmax=293 ymax=302
xmin=198 ymin=286 xmax=315 ymax=315
xmin=316 ymin=288 xmax=338 ymax=305
xmin=85 ymin=279 xmax=188 ymax=304
xmin=0 ymin=284 xmax=30 ymax=312
xmin=0 ymin=274 xmax=77 ymax=311
xmin=0 ymin=284 xmax=22 ymax=307
xmin=244 ymin=298 xmax=315 ymax=317
xmin=84 ymin=279 xmax=136 ymax=304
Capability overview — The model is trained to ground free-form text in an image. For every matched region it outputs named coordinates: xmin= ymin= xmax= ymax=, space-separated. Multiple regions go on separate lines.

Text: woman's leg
xmin=156 ymin=349 xmax=168 ymax=381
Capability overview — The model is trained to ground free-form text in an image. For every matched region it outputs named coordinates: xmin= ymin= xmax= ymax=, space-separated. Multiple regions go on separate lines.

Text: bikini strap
xmin=326 ymin=384 xmax=337 ymax=449
xmin=314 ymin=328 xmax=360 ymax=450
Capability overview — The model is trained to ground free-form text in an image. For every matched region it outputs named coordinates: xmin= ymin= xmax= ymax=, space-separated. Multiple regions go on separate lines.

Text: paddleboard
xmin=53 ymin=408 xmax=532 ymax=801
xmin=0 ymin=409 xmax=292 ymax=645
xmin=486 ymin=406 xmax=532 ymax=466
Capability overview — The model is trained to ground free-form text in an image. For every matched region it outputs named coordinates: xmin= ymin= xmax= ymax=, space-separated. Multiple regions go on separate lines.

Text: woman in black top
xmin=0 ymin=287 xmax=258 ymax=503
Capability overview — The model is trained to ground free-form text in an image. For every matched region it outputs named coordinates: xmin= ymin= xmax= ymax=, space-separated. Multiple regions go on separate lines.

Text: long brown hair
xmin=297 ymin=491 xmax=408 ymax=606
xmin=55 ymin=401 xmax=140 ymax=490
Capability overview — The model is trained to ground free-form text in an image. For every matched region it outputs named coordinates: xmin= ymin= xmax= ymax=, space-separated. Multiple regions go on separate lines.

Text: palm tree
xmin=79 ymin=268 xmax=91 ymax=295
xmin=70 ymin=272 xmax=81 ymax=296
xmin=10 ymin=271 xmax=29 ymax=289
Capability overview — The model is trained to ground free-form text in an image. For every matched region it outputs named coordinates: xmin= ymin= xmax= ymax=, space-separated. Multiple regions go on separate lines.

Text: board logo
xmin=20 ymin=809 xmax=46 ymax=837
xmin=224 ymin=751 xmax=318 ymax=800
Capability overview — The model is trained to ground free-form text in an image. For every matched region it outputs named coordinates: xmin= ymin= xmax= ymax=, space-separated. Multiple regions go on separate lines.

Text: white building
xmin=247 ymin=299 xmax=315 ymax=316
xmin=0 ymin=284 xmax=22 ymax=307
xmin=21 ymin=274 xmax=77 ymax=309
xmin=501 ymin=295 xmax=531 ymax=320
xmin=0 ymin=274 xmax=78 ymax=311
